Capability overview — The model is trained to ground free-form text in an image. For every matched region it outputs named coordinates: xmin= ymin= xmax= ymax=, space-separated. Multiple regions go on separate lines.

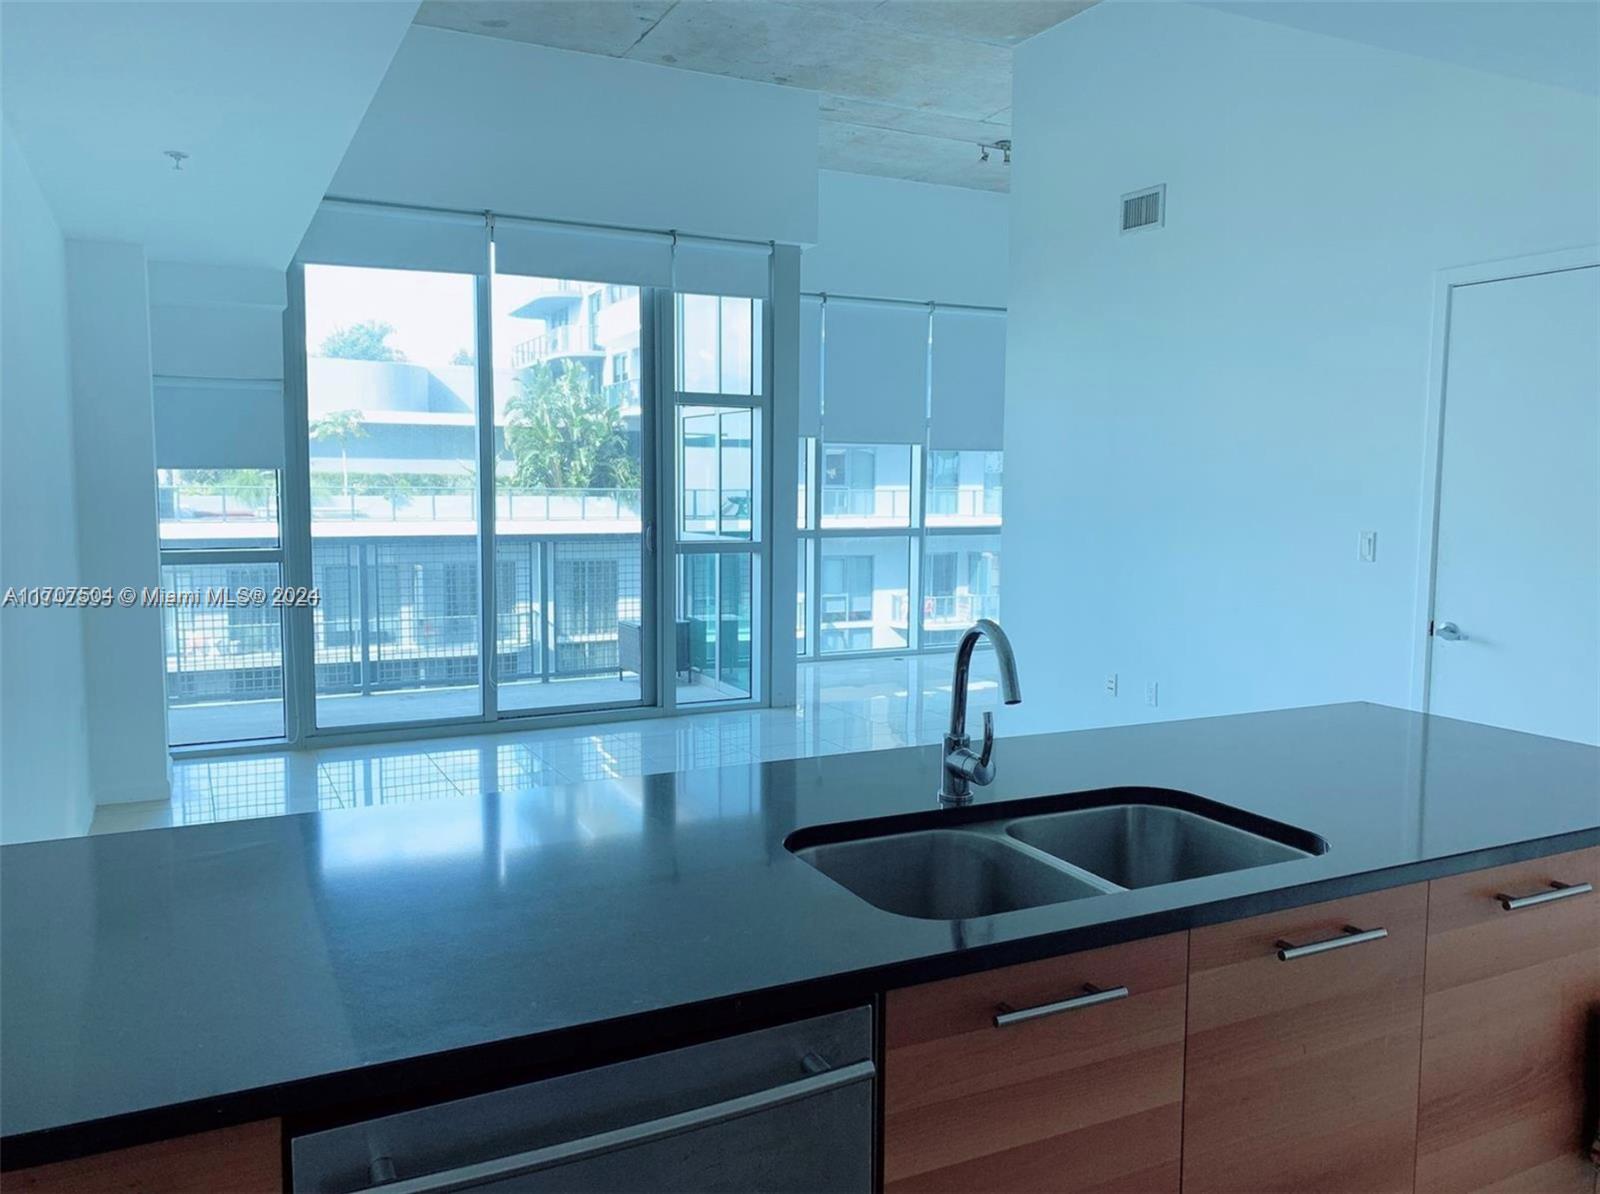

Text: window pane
xmin=819 ymin=537 xmax=910 ymax=653
xmin=161 ymin=561 xmax=285 ymax=745
xmin=678 ymin=405 xmax=756 ymax=541
xmin=491 ymin=273 xmax=645 ymax=714
xmin=926 ymin=449 xmax=1003 ymax=527
xmin=796 ymin=539 xmax=811 ymax=657
xmin=798 ymin=437 xmax=813 ymax=530
xmin=304 ymin=263 xmax=482 ymax=728
xmin=158 ymin=469 xmax=279 ymax=550
xmin=922 ymin=534 xmax=1001 ymax=646
xmin=675 ymin=294 xmax=762 ymax=396
xmin=820 ymin=442 xmax=913 ymax=529
xmin=678 ymin=552 xmax=755 ymax=704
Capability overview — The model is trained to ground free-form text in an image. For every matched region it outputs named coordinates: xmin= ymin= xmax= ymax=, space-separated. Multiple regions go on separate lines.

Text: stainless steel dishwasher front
xmin=291 ymin=1006 xmax=875 ymax=1193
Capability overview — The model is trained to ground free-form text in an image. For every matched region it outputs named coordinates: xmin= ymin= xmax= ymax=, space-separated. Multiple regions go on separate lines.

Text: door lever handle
xmin=1434 ymin=621 xmax=1467 ymax=641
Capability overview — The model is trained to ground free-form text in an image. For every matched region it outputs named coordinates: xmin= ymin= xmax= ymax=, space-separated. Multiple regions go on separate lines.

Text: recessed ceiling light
xmin=479 ymin=18 xmax=509 ymax=28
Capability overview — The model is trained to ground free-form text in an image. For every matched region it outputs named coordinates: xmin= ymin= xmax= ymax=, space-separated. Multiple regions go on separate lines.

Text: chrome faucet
xmin=939 ymin=619 xmax=1022 ymax=806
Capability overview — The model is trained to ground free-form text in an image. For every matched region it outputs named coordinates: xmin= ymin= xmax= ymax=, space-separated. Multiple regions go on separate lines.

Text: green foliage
xmin=318 ymin=321 xmax=406 ymax=362
xmin=309 ymin=409 xmax=367 ymax=446
xmin=450 ymin=347 xmax=476 ymax=366
xmin=503 ymin=363 xmax=639 ymax=490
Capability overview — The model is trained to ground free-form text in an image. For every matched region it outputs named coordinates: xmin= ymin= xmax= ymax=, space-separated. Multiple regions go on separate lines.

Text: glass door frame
xmin=279 ymin=247 xmax=785 ymax=749
xmin=654 ymin=291 xmax=773 ymax=714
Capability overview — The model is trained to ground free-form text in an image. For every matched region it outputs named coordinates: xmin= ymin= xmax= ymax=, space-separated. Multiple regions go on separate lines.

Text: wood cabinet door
xmin=9 ymin=1120 xmax=282 ymax=1193
xmin=1417 ymin=846 xmax=1600 ymax=1194
xmin=884 ymin=931 xmax=1187 ymax=1194
xmin=1183 ymin=884 xmax=1429 ymax=1194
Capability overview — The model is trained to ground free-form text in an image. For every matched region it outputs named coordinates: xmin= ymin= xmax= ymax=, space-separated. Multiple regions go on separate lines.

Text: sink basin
xmin=794 ymin=829 xmax=1111 ymax=920
xmin=1006 ymin=804 xmax=1313 ymax=888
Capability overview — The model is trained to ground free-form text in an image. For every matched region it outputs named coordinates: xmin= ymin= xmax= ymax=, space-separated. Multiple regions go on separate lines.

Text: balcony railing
xmin=510 ymin=324 xmax=599 ymax=367
xmin=304 ymin=486 xmax=643 ymax=525
xmin=159 ymin=485 xmax=279 ymax=525
xmin=926 ymin=485 xmax=1003 ymax=520
xmin=820 ymin=486 xmax=913 ymax=521
xmin=162 ymin=534 xmax=646 ymax=704
xmin=923 ymin=593 xmax=1001 ymax=625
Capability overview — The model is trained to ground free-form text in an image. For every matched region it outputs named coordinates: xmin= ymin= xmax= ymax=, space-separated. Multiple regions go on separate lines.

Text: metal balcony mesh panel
xmin=308 ymin=534 xmax=641 ymax=701
xmin=160 ymin=562 xmax=285 ymax=702
xmin=551 ymin=537 xmax=641 ymax=675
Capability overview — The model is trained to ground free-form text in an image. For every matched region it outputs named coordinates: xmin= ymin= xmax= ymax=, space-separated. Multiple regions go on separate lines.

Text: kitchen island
xmin=3 ymin=702 xmax=1597 ymax=1185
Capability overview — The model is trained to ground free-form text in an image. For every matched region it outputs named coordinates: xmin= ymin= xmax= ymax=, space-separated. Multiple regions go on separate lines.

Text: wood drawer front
xmin=884 ymin=931 xmax=1188 ymax=1194
xmin=1183 ymin=884 xmax=1429 ymax=1194
xmin=9 ymin=1120 xmax=282 ymax=1193
xmin=1417 ymin=847 xmax=1600 ymax=1194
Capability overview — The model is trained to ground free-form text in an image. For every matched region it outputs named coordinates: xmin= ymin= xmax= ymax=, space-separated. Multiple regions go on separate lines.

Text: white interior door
xmin=1429 ymin=263 xmax=1600 ymax=743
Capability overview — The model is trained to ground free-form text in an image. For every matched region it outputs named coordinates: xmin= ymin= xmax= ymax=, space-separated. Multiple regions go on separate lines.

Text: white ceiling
xmin=414 ymin=0 xmax=1098 ymax=191
xmin=1206 ymin=1 xmax=1599 ymax=96
xmin=0 ymin=1 xmax=420 ymax=268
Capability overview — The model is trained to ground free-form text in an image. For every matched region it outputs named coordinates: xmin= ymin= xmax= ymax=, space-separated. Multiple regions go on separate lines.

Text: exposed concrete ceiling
xmin=0 ymin=1 xmax=419 ymax=268
xmin=415 ymin=0 xmax=1098 ymax=191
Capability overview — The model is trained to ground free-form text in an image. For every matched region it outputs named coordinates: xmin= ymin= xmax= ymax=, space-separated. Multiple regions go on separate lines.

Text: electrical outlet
xmin=1145 ymin=680 xmax=1159 ymax=707
xmin=1359 ymin=530 xmax=1377 ymax=563
xmin=1105 ymin=673 xmax=1118 ymax=697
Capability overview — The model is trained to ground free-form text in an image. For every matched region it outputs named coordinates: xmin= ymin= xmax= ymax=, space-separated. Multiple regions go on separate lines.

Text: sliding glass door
xmin=301 ymin=263 xmax=484 ymax=730
xmin=285 ymin=205 xmax=772 ymax=743
xmin=489 ymin=270 xmax=649 ymax=715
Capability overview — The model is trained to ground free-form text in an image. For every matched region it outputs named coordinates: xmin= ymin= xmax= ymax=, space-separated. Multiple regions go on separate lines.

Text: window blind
xmin=296 ymin=203 xmax=488 ymax=275
xmin=493 ymin=219 xmax=673 ymax=286
xmin=154 ymin=379 xmax=285 ymax=469
xmin=799 ymin=295 xmax=823 ymax=439
xmin=674 ymin=238 xmax=771 ymax=299
xmin=821 ymin=299 xmax=928 ymax=445
xmin=929 ymin=309 xmax=1007 ymax=450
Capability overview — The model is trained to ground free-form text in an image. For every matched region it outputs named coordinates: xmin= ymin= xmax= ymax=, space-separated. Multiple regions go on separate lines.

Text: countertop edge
xmin=7 ymin=822 xmax=1597 ymax=1172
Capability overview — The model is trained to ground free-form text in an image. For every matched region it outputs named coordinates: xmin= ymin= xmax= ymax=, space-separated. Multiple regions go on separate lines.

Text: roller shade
xmin=494 ymin=219 xmax=673 ymax=286
xmin=930 ymin=309 xmax=1007 ymax=450
xmin=821 ymin=299 xmax=928 ymax=444
xmin=674 ymin=239 xmax=771 ymax=299
xmin=154 ymin=378 xmax=285 ymax=469
xmin=296 ymin=203 xmax=488 ymax=275
xmin=799 ymin=295 xmax=823 ymax=439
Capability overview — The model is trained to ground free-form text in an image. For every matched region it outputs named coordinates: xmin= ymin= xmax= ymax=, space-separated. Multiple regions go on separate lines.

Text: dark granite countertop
xmin=3 ymin=702 xmax=1597 ymax=1166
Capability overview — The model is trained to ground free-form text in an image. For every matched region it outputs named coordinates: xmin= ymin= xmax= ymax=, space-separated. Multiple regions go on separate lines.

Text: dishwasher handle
xmin=362 ymin=1059 xmax=876 ymax=1194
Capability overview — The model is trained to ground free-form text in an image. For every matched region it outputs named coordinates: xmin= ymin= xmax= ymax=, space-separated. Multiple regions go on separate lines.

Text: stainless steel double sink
xmin=786 ymin=789 xmax=1327 ymax=920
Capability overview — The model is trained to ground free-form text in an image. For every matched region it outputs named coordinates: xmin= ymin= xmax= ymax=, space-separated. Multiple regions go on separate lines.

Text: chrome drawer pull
xmin=1275 ymin=925 xmax=1387 ymax=961
xmin=1496 ymin=881 xmax=1593 ymax=911
xmin=993 ymin=983 xmax=1130 ymax=1028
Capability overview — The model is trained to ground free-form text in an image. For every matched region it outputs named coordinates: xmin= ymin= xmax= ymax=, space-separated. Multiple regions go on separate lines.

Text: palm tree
xmin=503 ymin=364 xmax=636 ymax=491
xmin=309 ymin=409 xmax=367 ymax=497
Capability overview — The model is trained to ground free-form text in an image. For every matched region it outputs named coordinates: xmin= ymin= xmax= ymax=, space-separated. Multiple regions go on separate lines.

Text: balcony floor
xmin=99 ymin=653 xmax=1010 ymax=834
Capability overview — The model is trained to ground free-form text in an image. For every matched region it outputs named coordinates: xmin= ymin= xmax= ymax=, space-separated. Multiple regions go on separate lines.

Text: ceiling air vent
xmin=1121 ymin=184 xmax=1165 ymax=234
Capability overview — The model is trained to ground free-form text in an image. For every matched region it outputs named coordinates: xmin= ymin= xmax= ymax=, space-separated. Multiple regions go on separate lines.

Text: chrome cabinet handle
xmin=1496 ymin=880 xmax=1593 ymax=911
xmin=994 ymin=983 xmax=1130 ymax=1027
xmin=363 ymin=1059 xmax=876 ymax=1193
xmin=1275 ymin=925 xmax=1388 ymax=961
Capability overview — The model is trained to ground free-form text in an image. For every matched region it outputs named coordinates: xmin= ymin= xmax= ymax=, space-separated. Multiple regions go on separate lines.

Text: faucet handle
xmin=977 ymin=711 xmax=995 ymax=768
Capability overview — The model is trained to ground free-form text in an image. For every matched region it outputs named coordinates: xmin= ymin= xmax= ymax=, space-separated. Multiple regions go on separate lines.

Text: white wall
xmin=330 ymin=26 xmax=819 ymax=247
xmin=64 ymin=240 xmax=170 ymax=805
xmin=0 ymin=121 xmax=94 ymax=843
xmin=1003 ymin=1 xmax=1600 ymax=735
xmin=803 ymin=171 xmax=1009 ymax=307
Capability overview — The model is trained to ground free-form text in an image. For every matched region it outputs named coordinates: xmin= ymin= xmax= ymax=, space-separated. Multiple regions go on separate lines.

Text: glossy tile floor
xmin=91 ymin=654 xmax=1008 ymax=834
